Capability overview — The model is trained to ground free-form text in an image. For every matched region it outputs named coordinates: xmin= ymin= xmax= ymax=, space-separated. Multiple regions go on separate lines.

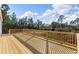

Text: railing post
xmin=9 ymin=29 xmax=11 ymax=34
xmin=22 ymin=29 xmax=24 ymax=33
xmin=46 ymin=32 xmax=49 ymax=54
xmin=76 ymin=33 xmax=79 ymax=53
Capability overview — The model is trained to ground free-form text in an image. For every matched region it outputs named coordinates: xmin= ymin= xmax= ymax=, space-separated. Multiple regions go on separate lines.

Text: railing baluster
xmin=9 ymin=29 xmax=77 ymax=53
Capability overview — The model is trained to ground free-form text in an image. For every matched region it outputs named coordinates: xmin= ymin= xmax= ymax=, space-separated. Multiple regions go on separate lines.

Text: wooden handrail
xmin=9 ymin=29 xmax=77 ymax=47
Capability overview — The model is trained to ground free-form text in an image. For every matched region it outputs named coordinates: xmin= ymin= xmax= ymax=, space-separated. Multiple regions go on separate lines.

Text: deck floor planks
xmin=7 ymin=36 xmax=15 ymax=54
xmin=12 ymin=35 xmax=33 ymax=54
xmin=0 ymin=37 xmax=2 ymax=53
xmin=2 ymin=37 xmax=4 ymax=53
xmin=9 ymin=35 xmax=32 ymax=54
xmin=0 ymin=35 xmax=32 ymax=54
xmin=11 ymin=36 xmax=28 ymax=54
xmin=14 ymin=33 xmax=77 ymax=54
xmin=8 ymin=36 xmax=21 ymax=54
xmin=6 ymin=37 xmax=13 ymax=54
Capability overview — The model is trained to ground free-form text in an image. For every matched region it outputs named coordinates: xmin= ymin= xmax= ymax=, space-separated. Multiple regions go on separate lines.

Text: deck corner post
xmin=9 ymin=29 xmax=10 ymax=34
xmin=76 ymin=33 xmax=79 ymax=53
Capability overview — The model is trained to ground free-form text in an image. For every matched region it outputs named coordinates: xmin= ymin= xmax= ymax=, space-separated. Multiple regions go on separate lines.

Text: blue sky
xmin=8 ymin=4 xmax=79 ymax=24
xmin=8 ymin=4 xmax=52 ymax=18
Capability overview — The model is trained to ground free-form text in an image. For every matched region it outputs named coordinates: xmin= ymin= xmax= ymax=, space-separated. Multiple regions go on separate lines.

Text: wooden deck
xmin=14 ymin=33 xmax=77 ymax=54
xmin=0 ymin=35 xmax=32 ymax=54
xmin=0 ymin=33 xmax=77 ymax=54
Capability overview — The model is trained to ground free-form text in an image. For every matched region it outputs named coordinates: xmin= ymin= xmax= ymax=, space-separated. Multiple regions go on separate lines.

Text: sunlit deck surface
xmin=0 ymin=35 xmax=32 ymax=54
xmin=0 ymin=33 xmax=77 ymax=54
xmin=14 ymin=33 xmax=77 ymax=54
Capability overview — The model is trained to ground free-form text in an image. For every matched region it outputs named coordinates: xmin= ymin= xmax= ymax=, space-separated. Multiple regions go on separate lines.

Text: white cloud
xmin=64 ymin=15 xmax=77 ymax=23
xmin=20 ymin=11 xmax=38 ymax=18
xmin=73 ymin=8 xmax=79 ymax=16
xmin=51 ymin=4 xmax=79 ymax=24
xmin=39 ymin=9 xmax=54 ymax=24
xmin=0 ymin=6 xmax=1 ymax=8
xmin=40 ymin=4 xmax=75 ymax=24
xmin=42 ymin=9 xmax=53 ymax=17
xmin=19 ymin=4 xmax=79 ymax=24
xmin=52 ymin=4 xmax=73 ymax=15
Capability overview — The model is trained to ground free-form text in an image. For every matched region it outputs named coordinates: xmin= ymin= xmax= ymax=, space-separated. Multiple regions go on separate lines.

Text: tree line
xmin=1 ymin=4 xmax=79 ymax=33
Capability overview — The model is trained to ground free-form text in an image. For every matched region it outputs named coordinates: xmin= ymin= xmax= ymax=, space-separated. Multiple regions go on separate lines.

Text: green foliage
xmin=1 ymin=4 xmax=11 ymax=33
xmin=36 ymin=19 xmax=42 ymax=29
xmin=28 ymin=17 xmax=34 ymax=29
xmin=11 ymin=12 xmax=18 ymax=29
xmin=58 ymin=15 xmax=64 ymax=23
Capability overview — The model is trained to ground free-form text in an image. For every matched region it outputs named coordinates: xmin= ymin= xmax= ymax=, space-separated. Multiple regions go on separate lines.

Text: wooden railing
xmin=9 ymin=29 xmax=77 ymax=47
xmin=23 ymin=29 xmax=77 ymax=47
xmin=9 ymin=29 xmax=23 ymax=34
xmin=48 ymin=31 xmax=77 ymax=47
xmin=14 ymin=32 xmax=77 ymax=54
xmin=34 ymin=31 xmax=77 ymax=47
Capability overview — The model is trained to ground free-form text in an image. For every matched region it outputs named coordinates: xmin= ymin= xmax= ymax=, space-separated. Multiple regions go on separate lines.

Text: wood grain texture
xmin=0 ymin=35 xmax=32 ymax=54
xmin=14 ymin=33 xmax=77 ymax=54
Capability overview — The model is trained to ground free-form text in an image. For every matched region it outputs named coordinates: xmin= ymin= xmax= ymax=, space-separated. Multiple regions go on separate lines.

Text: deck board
xmin=14 ymin=33 xmax=77 ymax=54
xmin=0 ymin=35 xmax=32 ymax=54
